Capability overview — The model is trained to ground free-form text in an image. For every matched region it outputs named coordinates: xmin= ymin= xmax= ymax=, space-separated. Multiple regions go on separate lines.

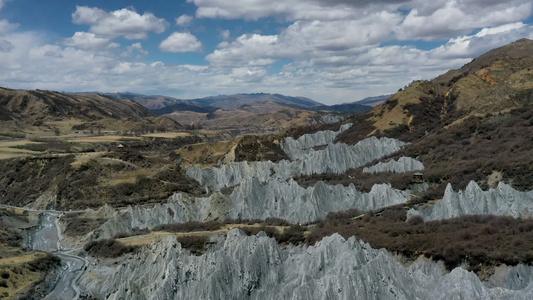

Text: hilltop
xmin=0 ymin=88 xmax=182 ymax=135
xmin=330 ymin=38 xmax=533 ymax=194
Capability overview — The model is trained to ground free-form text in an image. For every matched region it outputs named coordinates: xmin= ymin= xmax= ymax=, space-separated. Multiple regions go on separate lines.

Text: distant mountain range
xmin=105 ymin=92 xmax=375 ymax=115
xmin=352 ymin=95 xmax=391 ymax=107
xmin=102 ymin=92 xmax=375 ymax=130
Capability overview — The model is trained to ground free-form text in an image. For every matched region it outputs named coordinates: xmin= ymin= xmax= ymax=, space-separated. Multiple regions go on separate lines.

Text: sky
xmin=0 ymin=0 xmax=532 ymax=104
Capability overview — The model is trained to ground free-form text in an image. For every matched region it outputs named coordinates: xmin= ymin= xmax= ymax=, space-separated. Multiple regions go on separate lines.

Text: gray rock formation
xmin=226 ymin=179 xmax=405 ymax=222
xmin=363 ymin=156 xmax=424 ymax=174
xmin=311 ymin=114 xmax=345 ymax=124
xmin=282 ymin=123 xmax=352 ymax=160
xmin=188 ymin=136 xmax=407 ymax=191
xmin=95 ymin=180 xmax=406 ymax=239
xmin=407 ymin=181 xmax=533 ymax=221
xmin=80 ymin=231 xmax=533 ymax=300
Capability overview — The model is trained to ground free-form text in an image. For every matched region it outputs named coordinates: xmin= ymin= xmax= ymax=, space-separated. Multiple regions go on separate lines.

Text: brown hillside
xmin=339 ymin=38 xmax=533 ymax=138
xmin=0 ymin=88 xmax=182 ymax=134
xmin=334 ymin=39 xmax=533 ymax=193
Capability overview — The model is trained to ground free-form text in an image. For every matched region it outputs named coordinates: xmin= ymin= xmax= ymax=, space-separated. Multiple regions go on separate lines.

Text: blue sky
xmin=0 ymin=0 xmax=532 ymax=104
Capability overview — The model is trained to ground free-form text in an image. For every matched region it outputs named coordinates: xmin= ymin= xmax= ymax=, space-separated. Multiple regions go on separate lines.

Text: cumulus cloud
xmin=61 ymin=32 xmax=116 ymax=50
xmin=176 ymin=14 xmax=194 ymax=26
xmin=395 ymin=0 xmax=533 ymax=40
xmin=430 ymin=23 xmax=533 ymax=58
xmin=190 ymin=0 xmax=533 ymax=42
xmin=207 ymin=12 xmax=401 ymax=66
xmin=159 ymin=32 xmax=203 ymax=52
xmin=0 ymin=30 xmax=474 ymax=104
xmin=188 ymin=0 xmax=362 ymax=21
xmin=218 ymin=29 xmax=230 ymax=41
xmin=72 ymin=6 xmax=168 ymax=40
xmin=123 ymin=42 xmax=149 ymax=59
xmin=0 ymin=39 xmax=14 ymax=52
xmin=0 ymin=19 xmax=20 ymax=35
xmin=2 ymin=0 xmax=533 ymax=105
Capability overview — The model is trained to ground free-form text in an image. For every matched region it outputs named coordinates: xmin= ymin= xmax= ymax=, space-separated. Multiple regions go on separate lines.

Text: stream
xmin=29 ymin=211 xmax=87 ymax=300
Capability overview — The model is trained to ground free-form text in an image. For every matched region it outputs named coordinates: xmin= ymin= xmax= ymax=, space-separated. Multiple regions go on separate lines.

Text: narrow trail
xmin=29 ymin=211 xmax=87 ymax=300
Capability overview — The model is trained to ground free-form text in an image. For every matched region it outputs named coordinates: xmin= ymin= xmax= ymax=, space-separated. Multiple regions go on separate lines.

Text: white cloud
xmin=0 ymin=19 xmax=19 ymax=35
xmin=395 ymin=0 xmax=533 ymax=40
xmin=207 ymin=12 xmax=402 ymax=66
xmin=0 ymin=0 xmax=5 ymax=10
xmin=430 ymin=23 xmax=533 ymax=58
xmin=219 ymin=29 xmax=230 ymax=41
xmin=190 ymin=0 xmax=533 ymax=42
xmin=176 ymin=14 xmax=194 ymax=26
xmin=61 ymin=32 xmax=116 ymax=50
xmin=1 ymin=0 xmax=533 ymax=105
xmin=159 ymin=32 xmax=203 ymax=52
xmin=0 ymin=39 xmax=14 ymax=52
xmin=72 ymin=6 xmax=168 ymax=40
xmin=189 ymin=0 xmax=361 ymax=21
xmin=123 ymin=42 xmax=149 ymax=59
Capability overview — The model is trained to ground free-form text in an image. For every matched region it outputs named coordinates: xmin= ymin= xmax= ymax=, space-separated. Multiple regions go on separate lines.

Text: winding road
xmin=30 ymin=211 xmax=87 ymax=300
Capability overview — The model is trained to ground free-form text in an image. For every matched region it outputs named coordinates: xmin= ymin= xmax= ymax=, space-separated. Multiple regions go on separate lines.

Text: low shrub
xmin=153 ymin=221 xmax=222 ymax=233
xmin=177 ymin=235 xmax=209 ymax=255
xmin=84 ymin=239 xmax=136 ymax=258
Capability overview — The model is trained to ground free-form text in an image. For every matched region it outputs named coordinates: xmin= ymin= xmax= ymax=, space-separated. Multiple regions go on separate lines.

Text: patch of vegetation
xmin=0 ymin=145 xmax=205 ymax=210
xmin=385 ymin=98 xmax=399 ymax=110
xmin=84 ymin=239 xmax=137 ymax=258
xmin=306 ymin=211 xmax=533 ymax=273
xmin=26 ymin=254 xmax=61 ymax=272
xmin=62 ymin=213 xmax=107 ymax=236
xmin=0 ymin=156 xmax=74 ymax=207
xmin=154 ymin=221 xmax=222 ymax=233
xmin=0 ymin=228 xmax=23 ymax=248
xmin=234 ymin=134 xmax=288 ymax=162
xmin=285 ymin=122 xmax=342 ymax=140
xmin=294 ymin=168 xmax=415 ymax=192
xmin=177 ymin=235 xmax=209 ymax=256
xmin=335 ymin=112 xmax=376 ymax=145
xmin=112 ymin=227 xmax=150 ymax=239
xmin=239 ymin=224 xmax=306 ymax=245
xmin=56 ymin=155 xmax=204 ymax=209
xmin=0 ymin=253 xmax=61 ymax=299
xmin=0 ymin=132 xmax=26 ymax=139
xmin=10 ymin=141 xmax=86 ymax=153
xmin=388 ymin=104 xmax=533 ymax=191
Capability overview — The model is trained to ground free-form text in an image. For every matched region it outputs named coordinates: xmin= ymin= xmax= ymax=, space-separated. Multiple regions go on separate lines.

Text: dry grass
xmin=118 ymin=231 xmax=217 ymax=246
xmin=42 ymin=119 xmax=85 ymax=132
xmin=0 ymin=253 xmax=42 ymax=266
xmin=105 ymin=169 xmax=156 ymax=186
xmin=118 ymin=223 xmax=291 ymax=247
xmin=66 ymin=135 xmax=141 ymax=143
xmin=0 ymin=140 xmax=44 ymax=160
xmin=0 ymin=252 xmax=58 ymax=299
xmin=141 ymin=132 xmax=190 ymax=138
xmin=176 ymin=138 xmax=242 ymax=167
xmin=70 ymin=152 xmax=106 ymax=168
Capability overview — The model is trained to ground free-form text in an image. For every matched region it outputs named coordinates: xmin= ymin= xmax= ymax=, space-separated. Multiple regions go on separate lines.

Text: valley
xmin=0 ymin=39 xmax=532 ymax=299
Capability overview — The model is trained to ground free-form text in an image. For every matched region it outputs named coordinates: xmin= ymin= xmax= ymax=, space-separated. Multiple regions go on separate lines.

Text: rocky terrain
xmin=0 ymin=39 xmax=532 ymax=299
xmin=80 ymin=231 xmax=533 ymax=300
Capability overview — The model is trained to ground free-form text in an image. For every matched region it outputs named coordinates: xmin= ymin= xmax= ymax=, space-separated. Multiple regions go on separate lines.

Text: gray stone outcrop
xmin=80 ymin=231 xmax=533 ymax=300
xmin=95 ymin=180 xmax=406 ymax=239
xmin=407 ymin=181 xmax=533 ymax=221
xmin=187 ymin=136 xmax=407 ymax=191
xmin=363 ymin=156 xmax=424 ymax=174
xmin=282 ymin=123 xmax=352 ymax=160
